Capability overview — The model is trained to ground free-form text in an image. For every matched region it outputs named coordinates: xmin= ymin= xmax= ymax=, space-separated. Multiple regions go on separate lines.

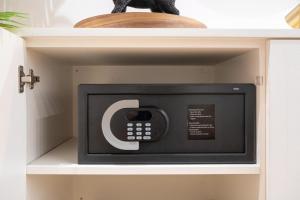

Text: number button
xmin=136 ymin=136 xmax=142 ymax=140
xmin=127 ymin=136 xmax=135 ymax=140
xmin=127 ymin=132 xmax=133 ymax=136
xmin=143 ymin=136 xmax=151 ymax=140
xmin=136 ymin=132 xmax=142 ymax=135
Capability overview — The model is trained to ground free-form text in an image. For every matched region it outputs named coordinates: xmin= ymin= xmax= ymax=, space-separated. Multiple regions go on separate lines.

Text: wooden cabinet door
xmin=268 ymin=40 xmax=300 ymax=200
xmin=0 ymin=29 xmax=26 ymax=200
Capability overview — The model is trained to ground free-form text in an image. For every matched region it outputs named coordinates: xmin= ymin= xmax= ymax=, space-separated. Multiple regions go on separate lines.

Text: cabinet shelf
xmin=27 ymin=139 xmax=260 ymax=175
xmin=19 ymin=28 xmax=300 ymax=40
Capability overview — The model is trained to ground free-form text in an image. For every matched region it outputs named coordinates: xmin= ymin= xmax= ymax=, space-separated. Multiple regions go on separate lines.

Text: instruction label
xmin=188 ymin=105 xmax=215 ymax=140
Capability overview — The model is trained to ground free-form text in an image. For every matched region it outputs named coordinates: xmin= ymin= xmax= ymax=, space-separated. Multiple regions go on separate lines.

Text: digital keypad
xmin=126 ymin=122 xmax=152 ymax=141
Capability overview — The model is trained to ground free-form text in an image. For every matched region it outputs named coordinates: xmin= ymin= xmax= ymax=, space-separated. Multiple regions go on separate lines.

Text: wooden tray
xmin=74 ymin=12 xmax=206 ymax=28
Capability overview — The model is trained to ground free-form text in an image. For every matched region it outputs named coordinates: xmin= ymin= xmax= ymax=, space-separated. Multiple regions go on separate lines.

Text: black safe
xmin=78 ymin=84 xmax=256 ymax=164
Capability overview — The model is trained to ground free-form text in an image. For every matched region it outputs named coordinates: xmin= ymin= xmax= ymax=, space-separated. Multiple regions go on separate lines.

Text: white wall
xmin=0 ymin=0 xmax=298 ymax=28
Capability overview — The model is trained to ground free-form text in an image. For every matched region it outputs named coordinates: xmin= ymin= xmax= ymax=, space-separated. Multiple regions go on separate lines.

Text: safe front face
xmin=78 ymin=84 xmax=256 ymax=164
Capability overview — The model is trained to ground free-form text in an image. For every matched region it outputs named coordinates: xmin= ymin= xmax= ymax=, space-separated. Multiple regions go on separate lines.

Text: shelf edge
xmin=26 ymin=164 xmax=260 ymax=175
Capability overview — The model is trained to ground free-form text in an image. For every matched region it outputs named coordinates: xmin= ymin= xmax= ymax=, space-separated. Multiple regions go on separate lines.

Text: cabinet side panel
xmin=215 ymin=47 xmax=266 ymax=200
xmin=0 ymin=30 xmax=26 ymax=200
xmin=26 ymin=49 xmax=73 ymax=162
xmin=268 ymin=40 xmax=300 ymax=200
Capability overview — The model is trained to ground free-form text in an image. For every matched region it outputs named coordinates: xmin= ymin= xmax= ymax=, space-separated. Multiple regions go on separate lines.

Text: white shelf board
xmin=27 ymin=138 xmax=260 ymax=175
xmin=16 ymin=28 xmax=300 ymax=48
xmin=18 ymin=28 xmax=300 ymax=39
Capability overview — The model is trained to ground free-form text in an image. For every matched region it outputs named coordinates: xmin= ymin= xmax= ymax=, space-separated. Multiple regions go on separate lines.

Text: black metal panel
xmin=78 ymin=84 xmax=256 ymax=164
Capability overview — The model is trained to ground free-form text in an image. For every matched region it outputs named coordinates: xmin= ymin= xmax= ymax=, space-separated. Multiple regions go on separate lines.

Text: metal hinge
xmin=18 ymin=65 xmax=40 ymax=93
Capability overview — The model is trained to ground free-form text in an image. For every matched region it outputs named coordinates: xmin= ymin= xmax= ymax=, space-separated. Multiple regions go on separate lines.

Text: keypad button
xmin=143 ymin=136 xmax=151 ymax=140
xmin=136 ymin=123 xmax=142 ymax=127
xmin=127 ymin=123 xmax=133 ymax=127
xmin=136 ymin=127 xmax=142 ymax=131
xmin=127 ymin=132 xmax=133 ymax=136
xmin=136 ymin=136 xmax=142 ymax=140
xmin=145 ymin=132 xmax=151 ymax=135
xmin=145 ymin=127 xmax=151 ymax=131
xmin=145 ymin=123 xmax=151 ymax=126
xmin=136 ymin=132 xmax=142 ymax=135
xmin=127 ymin=136 xmax=135 ymax=140
xmin=127 ymin=128 xmax=133 ymax=131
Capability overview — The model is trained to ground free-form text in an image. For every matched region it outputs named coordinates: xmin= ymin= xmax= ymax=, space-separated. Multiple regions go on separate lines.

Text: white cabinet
xmin=268 ymin=40 xmax=300 ymax=200
xmin=2 ymin=28 xmax=300 ymax=200
xmin=0 ymin=30 xmax=26 ymax=200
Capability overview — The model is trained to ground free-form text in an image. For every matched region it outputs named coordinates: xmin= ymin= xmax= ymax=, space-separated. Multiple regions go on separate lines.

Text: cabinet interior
xmin=27 ymin=175 xmax=260 ymax=200
xmin=25 ymin=39 xmax=266 ymax=200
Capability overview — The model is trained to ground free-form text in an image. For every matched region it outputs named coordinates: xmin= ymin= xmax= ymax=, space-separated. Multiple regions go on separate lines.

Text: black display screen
xmin=127 ymin=110 xmax=152 ymax=121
